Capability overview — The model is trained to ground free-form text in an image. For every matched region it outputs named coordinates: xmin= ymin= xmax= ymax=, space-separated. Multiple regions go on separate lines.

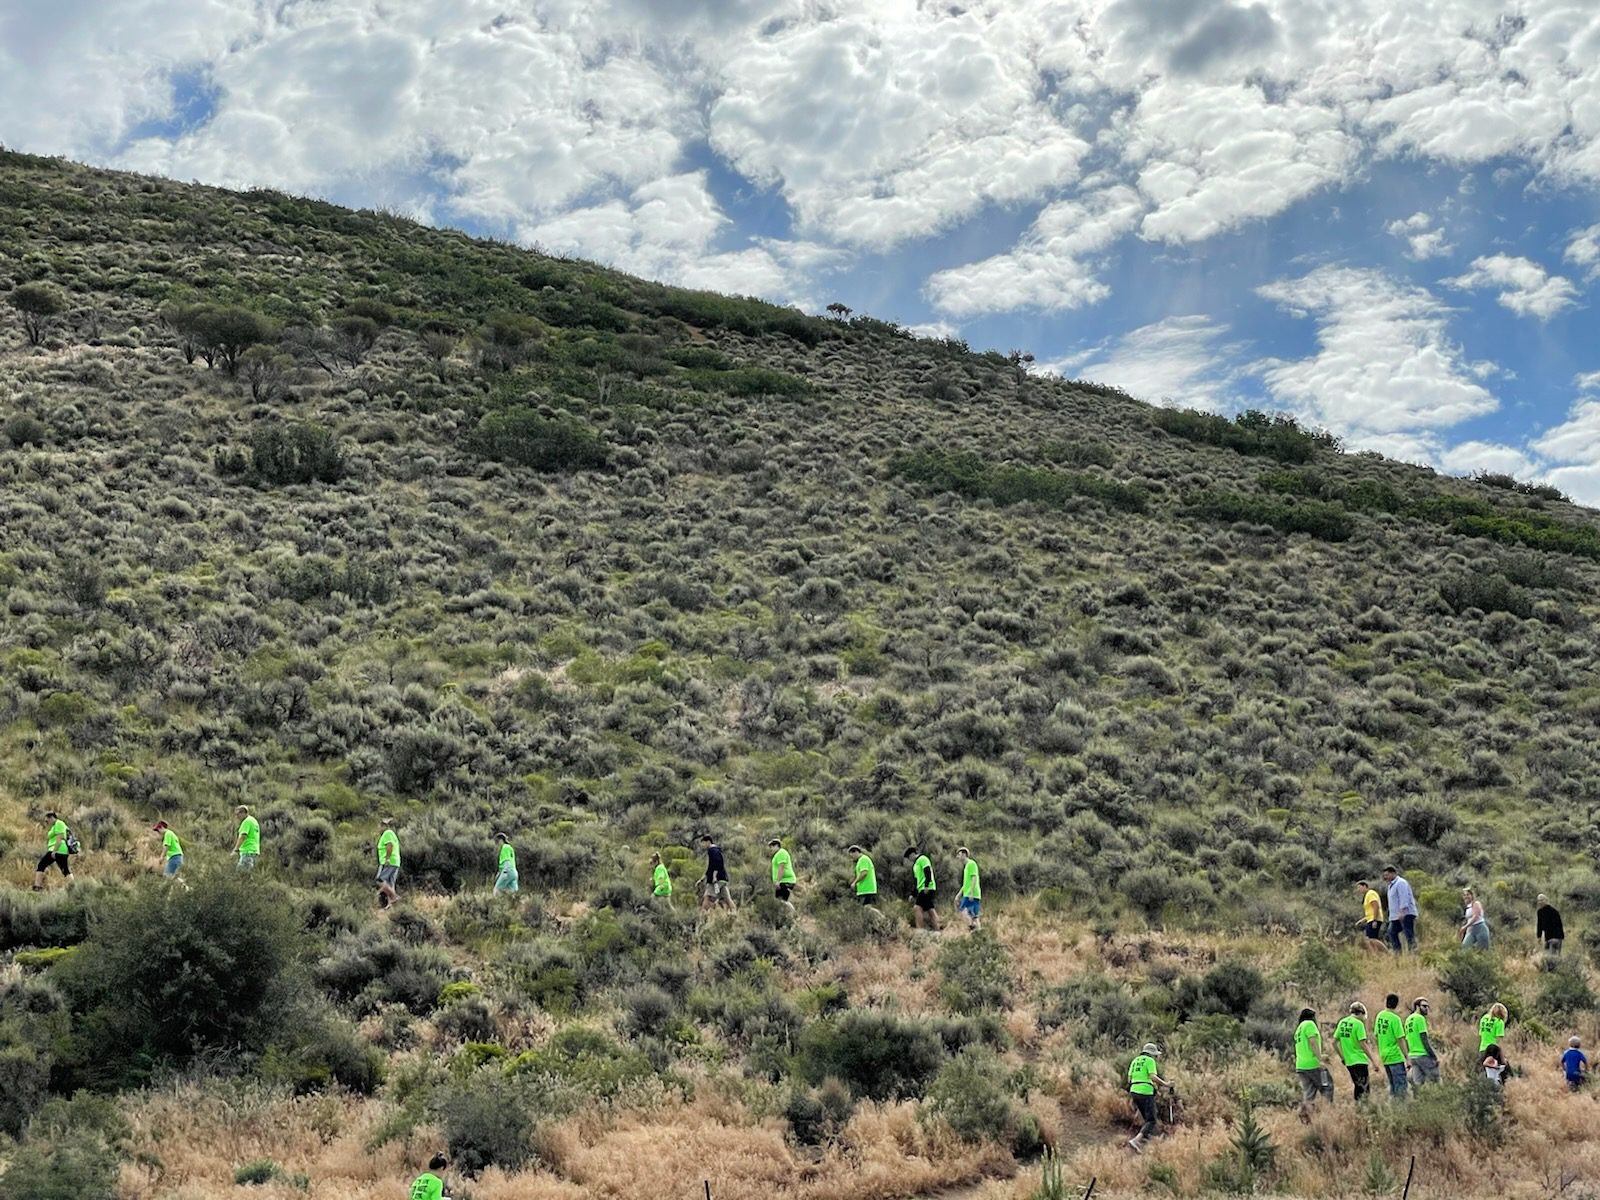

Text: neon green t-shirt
xmin=409 ymin=1173 xmax=444 ymax=1200
xmin=1333 ymin=1016 xmax=1369 ymax=1066
xmin=1374 ymin=1010 xmax=1406 ymax=1065
xmin=237 ymin=816 xmax=260 ymax=855
xmin=46 ymin=820 xmax=68 ymax=854
xmin=1478 ymin=1012 xmax=1505 ymax=1053
xmin=1403 ymin=1012 xmax=1429 ymax=1057
xmin=855 ymin=855 xmax=877 ymax=896
xmin=377 ymin=829 xmax=400 ymax=867
xmin=913 ymin=854 xmax=935 ymax=892
xmin=1294 ymin=1019 xmax=1322 ymax=1071
xmin=961 ymin=858 xmax=980 ymax=899
xmin=653 ymin=863 xmax=671 ymax=896
xmin=771 ymin=848 xmax=795 ymax=884
xmin=162 ymin=829 xmax=183 ymax=859
xmin=498 ymin=843 xmax=515 ymax=871
xmin=1128 ymin=1054 xmax=1158 ymax=1095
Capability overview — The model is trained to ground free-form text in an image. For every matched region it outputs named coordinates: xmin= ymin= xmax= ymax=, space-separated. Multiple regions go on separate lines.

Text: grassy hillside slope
xmin=3 ymin=149 xmax=1600 ymax=1199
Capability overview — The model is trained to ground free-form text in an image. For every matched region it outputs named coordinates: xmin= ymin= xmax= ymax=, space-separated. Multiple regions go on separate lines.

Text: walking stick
xmin=1401 ymin=1155 xmax=1415 ymax=1200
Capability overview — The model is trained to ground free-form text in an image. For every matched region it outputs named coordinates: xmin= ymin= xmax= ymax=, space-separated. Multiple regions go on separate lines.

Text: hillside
xmin=3 ymin=149 xmax=1600 ymax=1199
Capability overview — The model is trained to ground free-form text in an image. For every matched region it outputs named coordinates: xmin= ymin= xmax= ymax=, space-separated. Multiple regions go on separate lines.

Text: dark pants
xmin=1348 ymin=1064 xmax=1370 ymax=1101
xmin=1388 ymin=914 xmax=1416 ymax=952
xmin=1132 ymin=1092 xmax=1157 ymax=1140
xmin=1384 ymin=1062 xmax=1408 ymax=1098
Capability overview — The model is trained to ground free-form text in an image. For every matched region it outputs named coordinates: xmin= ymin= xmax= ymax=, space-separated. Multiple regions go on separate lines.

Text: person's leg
xmin=1129 ymin=1094 xmax=1157 ymax=1149
xmin=1388 ymin=920 xmax=1402 ymax=952
xmin=929 ymin=898 xmax=941 ymax=932
xmin=1549 ymin=938 xmax=1564 ymax=955
xmin=1403 ymin=914 xmax=1417 ymax=950
xmin=1298 ymin=1071 xmax=1318 ymax=1119
xmin=1350 ymin=1065 xmax=1369 ymax=1102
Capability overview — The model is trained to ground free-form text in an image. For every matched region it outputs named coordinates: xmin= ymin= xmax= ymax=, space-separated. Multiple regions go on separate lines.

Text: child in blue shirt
xmin=1563 ymin=1037 xmax=1589 ymax=1091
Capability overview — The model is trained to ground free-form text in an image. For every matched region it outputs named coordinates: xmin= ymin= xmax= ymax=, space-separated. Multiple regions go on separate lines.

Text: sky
xmin=2 ymin=1 xmax=1599 ymax=498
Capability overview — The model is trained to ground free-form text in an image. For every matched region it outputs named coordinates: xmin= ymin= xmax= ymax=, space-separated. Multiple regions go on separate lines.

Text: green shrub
xmin=784 ymin=1078 xmax=856 ymax=1146
xmin=8 ymin=281 xmax=68 ymax=345
xmin=234 ymin=1160 xmax=280 ymax=1185
xmin=891 ymin=449 xmax=1148 ymax=514
xmin=922 ymin=1047 xmax=1029 ymax=1147
xmin=1435 ymin=949 xmax=1516 ymax=1017
xmin=1152 ymin=408 xmax=1337 ymax=463
xmin=467 ymin=407 xmax=608 ymax=471
xmin=1439 ymin=573 xmax=1533 ymax=618
xmin=1039 ymin=973 xmax=1137 ymax=1047
xmin=52 ymin=875 xmax=300 ymax=1090
xmin=436 ymin=1073 xmax=538 ymax=1176
xmin=798 ymin=1010 xmax=944 ymax=1101
xmin=506 ymin=1026 xmax=652 ymax=1098
xmin=0 ymin=1095 xmax=128 ymax=1200
xmin=0 ymin=888 xmax=94 ymax=952
xmin=4 ymin=413 xmax=48 ymax=446
xmin=1536 ymin=960 xmax=1595 ymax=1017
xmin=936 ymin=931 xmax=1013 ymax=1014
xmin=248 ymin=422 xmax=347 ymax=485
xmin=1184 ymin=490 xmax=1354 ymax=541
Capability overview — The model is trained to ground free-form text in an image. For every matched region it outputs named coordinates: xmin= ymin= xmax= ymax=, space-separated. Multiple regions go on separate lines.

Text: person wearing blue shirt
xmin=1383 ymin=866 xmax=1418 ymax=952
xmin=1563 ymin=1037 xmax=1589 ymax=1091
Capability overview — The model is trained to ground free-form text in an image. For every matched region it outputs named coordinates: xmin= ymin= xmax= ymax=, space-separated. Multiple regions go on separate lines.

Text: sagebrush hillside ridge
xmin=3 ymin=149 xmax=1600 ymax=1200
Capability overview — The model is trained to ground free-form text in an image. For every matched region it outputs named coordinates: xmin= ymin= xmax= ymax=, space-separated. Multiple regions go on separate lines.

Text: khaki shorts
xmin=706 ymin=879 xmax=731 ymax=901
xmin=1298 ymin=1068 xmax=1333 ymax=1103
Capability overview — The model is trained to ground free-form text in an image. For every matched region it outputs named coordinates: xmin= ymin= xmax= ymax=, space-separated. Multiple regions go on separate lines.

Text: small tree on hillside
xmin=240 ymin=344 xmax=294 ymax=403
xmin=8 ymin=282 xmax=67 ymax=346
xmin=826 ymin=302 xmax=853 ymax=321
xmin=169 ymin=304 xmax=277 ymax=373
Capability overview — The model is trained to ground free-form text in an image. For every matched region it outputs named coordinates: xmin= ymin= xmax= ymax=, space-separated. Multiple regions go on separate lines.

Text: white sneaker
xmin=1127 ymin=1138 xmax=1144 ymax=1154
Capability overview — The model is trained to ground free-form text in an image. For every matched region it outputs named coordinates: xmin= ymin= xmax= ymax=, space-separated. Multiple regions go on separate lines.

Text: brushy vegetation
xmin=3 ymin=149 xmax=1600 ymax=1199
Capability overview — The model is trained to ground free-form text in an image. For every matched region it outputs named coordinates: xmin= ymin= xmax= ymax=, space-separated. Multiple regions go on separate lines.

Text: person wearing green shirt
xmin=409 ymin=1154 xmax=450 ymax=1200
xmin=1294 ymin=1008 xmax=1333 ymax=1115
xmin=767 ymin=838 xmax=796 ymax=913
xmin=956 ymin=847 xmax=981 ymax=931
xmin=153 ymin=821 xmax=184 ymax=879
xmin=375 ymin=819 xmax=400 ymax=909
xmin=1126 ymin=1041 xmax=1170 ymax=1153
xmin=1478 ymin=1003 xmax=1507 ymax=1053
xmin=233 ymin=805 xmax=261 ymax=869
xmin=650 ymin=852 xmax=672 ymax=904
xmin=1333 ymin=1002 xmax=1376 ymax=1101
xmin=1374 ymin=993 xmax=1411 ymax=1099
xmin=33 ymin=810 xmax=73 ymax=891
xmin=493 ymin=832 xmax=519 ymax=895
xmin=904 ymin=845 xmax=941 ymax=931
xmin=1404 ymin=997 xmax=1440 ymax=1086
xmin=850 ymin=845 xmax=879 ymax=909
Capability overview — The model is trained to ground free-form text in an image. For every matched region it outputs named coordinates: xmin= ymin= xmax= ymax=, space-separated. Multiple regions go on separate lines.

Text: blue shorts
xmin=495 ymin=868 xmax=519 ymax=893
xmin=959 ymin=897 xmax=980 ymax=918
xmin=164 ymin=854 xmax=184 ymax=877
xmin=376 ymin=865 xmax=399 ymax=887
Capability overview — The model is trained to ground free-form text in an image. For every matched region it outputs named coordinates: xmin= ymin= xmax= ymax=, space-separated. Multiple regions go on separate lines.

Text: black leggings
xmin=36 ymin=851 xmax=70 ymax=876
xmin=1348 ymin=1064 xmax=1370 ymax=1101
xmin=1133 ymin=1092 xmax=1157 ymax=1139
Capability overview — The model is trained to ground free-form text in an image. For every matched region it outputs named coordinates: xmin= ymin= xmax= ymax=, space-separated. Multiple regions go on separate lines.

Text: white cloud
xmin=907 ymin=320 xmax=963 ymax=341
xmin=922 ymin=185 xmax=1145 ymax=316
xmin=1254 ymin=266 xmax=1498 ymax=446
xmin=1445 ymin=254 xmax=1579 ymax=320
xmin=1385 ymin=212 xmax=1454 ymax=261
xmin=1046 ymin=315 xmax=1243 ymax=410
xmin=1567 ymin=224 xmax=1600 ymax=280
xmin=1438 ymin=440 xmax=1539 ymax=479
xmin=520 ymin=172 xmax=838 ymax=305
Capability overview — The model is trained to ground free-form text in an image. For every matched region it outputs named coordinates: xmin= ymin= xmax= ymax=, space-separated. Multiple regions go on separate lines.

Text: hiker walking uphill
xmin=33 ymin=810 xmax=74 ymax=891
xmin=493 ymin=832 xmax=518 ymax=895
xmin=1126 ymin=1042 xmax=1170 ymax=1153
xmin=1384 ymin=866 xmax=1418 ymax=952
xmin=1564 ymin=1037 xmax=1589 ymax=1091
xmin=768 ymin=838 xmax=796 ymax=913
xmin=1405 ymin=997 xmax=1441 ymax=1085
xmin=957 ymin=846 xmax=981 ymax=931
xmin=1537 ymin=894 xmax=1565 ymax=954
xmin=1355 ymin=879 xmax=1386 ymax=954
xmin=1460 ymin=887 xmax=1491 ymax=949
xmin=233 ymin=805 xmax=260 ymax=869
xmin=376 ymin=819 xmax=400 ymax=909
xmin=700 ymin=834 xmax=735 ymax=912
xmin=1479 ymin=1003 xmax=1508 ymax=1055
xmin=906 ymin=845 xmax=940 ymax=931
xmin=1294 ymin=1008 xmax=1334 ymax=1118
xmin=153 ymin=821 xmax=184 ymax=880
xmin=1375 ymin=994 xmax=1411 ymax=1098
xmin=650 ymin=852 xmax=672 ymax=905
xmin=409 ymin=1154 xmax=451 ymax=1200
xmin=1334 ymin=1002 xmax=1377 ymax=1101
xmin=850 ymin=845 xmax=879 ymax=909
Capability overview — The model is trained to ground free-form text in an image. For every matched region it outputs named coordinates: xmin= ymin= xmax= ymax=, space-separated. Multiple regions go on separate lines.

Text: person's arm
xmin=853 ymin=866 xmax=866 ymax=889
xmin=1154 ymin=1071 xmax=1171 ymax=1089
xmin=1420 ymin=1030 xmax=1437 ymax=1059
xmin=233 ymin=827 xmax=244 ymax=854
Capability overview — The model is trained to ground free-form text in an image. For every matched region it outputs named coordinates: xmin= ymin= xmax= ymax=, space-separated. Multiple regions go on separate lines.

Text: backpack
xmin=65 ymin=827 xmax=82 ymax=855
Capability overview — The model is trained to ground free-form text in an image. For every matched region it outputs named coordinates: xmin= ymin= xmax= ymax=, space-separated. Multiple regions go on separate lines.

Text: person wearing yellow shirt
xmin=1354 ymin=879 xmax=1386 ymax=954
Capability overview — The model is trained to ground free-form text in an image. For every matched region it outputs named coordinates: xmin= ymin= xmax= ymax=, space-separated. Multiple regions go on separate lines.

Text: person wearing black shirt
xmin=1537 ymin=894 xmax=1565 ymax=954
xmin=699 ymin=834 xmax=736 ymax=912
